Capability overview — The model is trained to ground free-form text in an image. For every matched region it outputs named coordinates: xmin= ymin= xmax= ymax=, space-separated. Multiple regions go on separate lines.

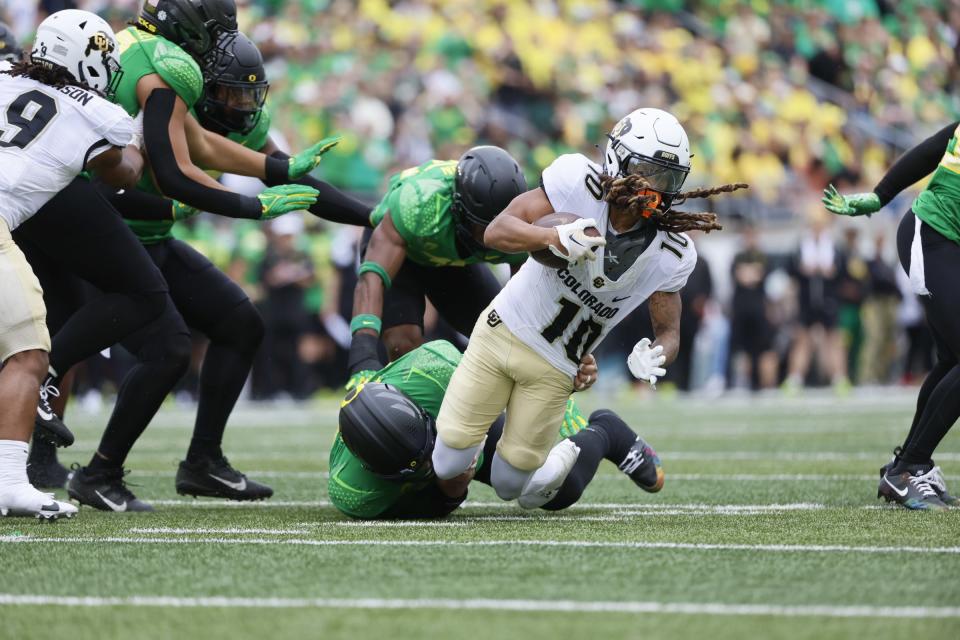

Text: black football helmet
xmin=454 ymin=145 xmax=527 ymax=228
xmin=138 ymin=0 xmax=238 ymax=59
xmin=197 ymin=31 xmax=267 ymax=135
xmin=338 ymin=383 xmax=435 ymax=481
xmin=0 ymin=22 xmax=22 ymax=63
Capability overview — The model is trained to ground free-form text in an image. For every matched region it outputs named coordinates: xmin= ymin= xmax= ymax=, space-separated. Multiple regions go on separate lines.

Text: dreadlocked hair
xmin=3 ymin=60 xmax=98 ymax=95
xmin=599 ymin=173 xmax=749 ymax=234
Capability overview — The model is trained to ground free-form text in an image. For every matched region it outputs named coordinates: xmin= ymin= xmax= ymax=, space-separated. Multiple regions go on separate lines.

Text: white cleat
xmin=0 ymin=482 xmax=77 ymax=521
xmin=518 ymin=440 xmax=581 ymax=509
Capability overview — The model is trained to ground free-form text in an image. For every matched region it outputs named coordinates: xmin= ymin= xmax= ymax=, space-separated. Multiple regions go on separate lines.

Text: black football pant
xmin=895 ymin=211 xmax=960 ymax=466
xmin=91 ymin=238 xmax=264 ymax=466
xmin=14 ymin=178 xmax=169 ymax=377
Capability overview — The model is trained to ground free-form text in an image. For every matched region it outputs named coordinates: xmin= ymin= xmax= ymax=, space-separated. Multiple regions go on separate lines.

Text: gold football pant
xmin=436 ymin=307 xmax=574 ymax=471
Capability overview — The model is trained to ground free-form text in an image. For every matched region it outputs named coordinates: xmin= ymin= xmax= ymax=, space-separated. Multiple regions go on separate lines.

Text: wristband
xmin=350 ymin=314 xmax=382 ymax=335
xmin=264 ymin=155 xmax=290 ymax=187
xmin=358 ymin=261 xmax=392 ymax=289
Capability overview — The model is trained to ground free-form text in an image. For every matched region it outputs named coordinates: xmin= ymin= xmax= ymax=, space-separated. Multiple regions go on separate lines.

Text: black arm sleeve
xmin=377 ymin=482 xmax=467 ymax=520
xmin=106 ymin=188 xmax=174 ymax=221
xmin=348 ymin=332 xmax=384 ymax=375
xmin=873 ymin=121 xmax=958 ymax=207
xmin=142 ymin=89 xmax=262 ymax=219
xmin=266 ymin=150 xmax=373 ymax=227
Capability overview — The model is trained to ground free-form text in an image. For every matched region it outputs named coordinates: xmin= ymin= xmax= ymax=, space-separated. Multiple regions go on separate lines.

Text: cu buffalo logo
xmin=87 ymin=32 xmax=114 ymax=55
xmin=593 ymin=277 xmax=605 ymax=288
xmin=611 ymin=117 xmax=632 ymax=138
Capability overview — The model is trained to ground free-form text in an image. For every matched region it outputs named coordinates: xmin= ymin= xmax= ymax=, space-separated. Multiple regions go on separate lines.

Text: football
xmin=530 ymin=212 xmax=602 ymax=268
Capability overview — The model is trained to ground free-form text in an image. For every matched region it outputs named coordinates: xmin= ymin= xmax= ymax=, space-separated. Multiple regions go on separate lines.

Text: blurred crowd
xmin=1 ymin=0 xmax=955 ymax=401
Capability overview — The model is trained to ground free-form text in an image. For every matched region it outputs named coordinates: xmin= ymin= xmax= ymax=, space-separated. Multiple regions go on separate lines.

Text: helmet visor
xmin=204 ymin=79 xmax=268 ymax=133
xmin=623 ymin=154 xmax=689 ymax=195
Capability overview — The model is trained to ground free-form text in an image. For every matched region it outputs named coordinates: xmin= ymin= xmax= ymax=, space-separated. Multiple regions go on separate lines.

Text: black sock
xmin=900 ymin=359 xmax=952 ymax=457
xmin=898 ymin=364 xmax=960 ymax=467
xmin=28 ymin=438 xmax=59 ymax=465
xmin=585 ymin=409 xmax=638 ymax=467
xmin=188 ymin=305 xmax=263 ymax=463
xmin=85 ymin=452 xmax=119 ymax=474
xmin=541 ymin=410 xmax=640 ymax=511
xmin=97 ymin=331 xmax=191 ymax=467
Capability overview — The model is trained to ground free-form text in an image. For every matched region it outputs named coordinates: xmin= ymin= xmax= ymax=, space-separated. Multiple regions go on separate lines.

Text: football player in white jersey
xmin=0 ymin=10 xmax=142 ymax=519
xmin=432 ymin=108 xmax=746 ymax=501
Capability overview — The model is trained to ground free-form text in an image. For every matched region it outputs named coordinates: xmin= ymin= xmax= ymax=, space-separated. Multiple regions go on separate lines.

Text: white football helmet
xmin=604 ymin=108 xmax=690 ymax=196
xmin=31 ymin=9 xmax=122 ymax=98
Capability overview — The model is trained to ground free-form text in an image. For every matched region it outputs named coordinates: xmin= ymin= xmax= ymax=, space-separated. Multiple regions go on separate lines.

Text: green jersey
xmin=913 ymin=122 xmax=960 ymax=244
xmin=327 ymin=340 xmax=587 ymax=519
xmin=328 ymin=340 xmax=463 ymax=519
xmin=369 ymin=160 xmax=527 ymax=268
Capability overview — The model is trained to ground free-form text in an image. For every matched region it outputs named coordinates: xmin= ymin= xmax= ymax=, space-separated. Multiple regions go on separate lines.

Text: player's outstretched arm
xmin=483 ymin=187 xmax=561 ymax=253
xmin=86 ymin=145 xmax=144 ymax=189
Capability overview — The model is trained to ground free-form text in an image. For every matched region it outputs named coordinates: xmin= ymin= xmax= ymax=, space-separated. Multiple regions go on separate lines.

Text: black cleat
xmin=67 ymin=465 xmax=154 ymax=512
xmin=27 ymin=440 xmax=70 ymax=489
xmin=34 ymin=376 xmax=74 ymax=447
xmin=877 ymin=467 xmax=947 ymax=511
xmin=175 ymin=456 xmax=273 ymax=501
xmin=618 ymin=436 xmax=664 ymax=493
xmin=879 ymin=448 xmax=957 ymax=508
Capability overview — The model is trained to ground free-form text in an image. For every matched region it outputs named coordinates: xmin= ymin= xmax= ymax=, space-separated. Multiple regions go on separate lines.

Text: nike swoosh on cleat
xmin=883 ymin=477 xmax=909 ymax=498
xmin=94 ymin=491 xmax=127 ymax=512
xmin=209 ymin=474 xmax=247 ymax=492
xmin=37 ymin=407 xmax=54 ymax=421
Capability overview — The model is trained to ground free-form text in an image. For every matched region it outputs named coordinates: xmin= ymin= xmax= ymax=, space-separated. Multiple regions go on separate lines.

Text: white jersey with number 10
xmin=492 ymin=153 xmax=697 ymax=378
xmin=0 ymin=70 xmax=134 ymax=231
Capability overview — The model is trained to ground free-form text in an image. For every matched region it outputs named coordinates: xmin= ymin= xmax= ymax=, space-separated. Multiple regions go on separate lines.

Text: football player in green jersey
xmin=329 ymin=340 xmax=663 ymax=519
xmin=824 ymin=123 xmax=960 ymax=511
xmin=58 ymin=28 xmax=368 ymax=510
xmin=348 ymin=148 xmax=529 ymax=387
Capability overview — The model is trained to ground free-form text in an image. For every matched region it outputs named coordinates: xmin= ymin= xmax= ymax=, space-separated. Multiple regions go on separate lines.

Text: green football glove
xmin=288 ymin=135 xmax=341 ymax=181
xmin=171 ymin=200 xmax=200 ymax=221
xmin=257 ymin=184 xmax=320 ymax=220
xmin=345 ymin=370 xmax=376 ymax=393
xmin=559 ymin=397 xmax=589 ymax=439
xmin=822 ymin=184 xmax=881 ymax=217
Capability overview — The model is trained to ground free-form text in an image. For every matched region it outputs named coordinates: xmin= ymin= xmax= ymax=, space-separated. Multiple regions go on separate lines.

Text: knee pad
xmin=491 ymin=453 xmax=534 ymax=501
xmin=211 ymin=300 xmax=265 ymax=352
xmin=431 ymin=438 xmax=481 ymax=480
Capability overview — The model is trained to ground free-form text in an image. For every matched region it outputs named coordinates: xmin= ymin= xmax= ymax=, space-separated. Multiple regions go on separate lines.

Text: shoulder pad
xmin=152 ymin=39 xmax=203 ymax=107
xmin=541 ymin=153 xmax=605 ymax=214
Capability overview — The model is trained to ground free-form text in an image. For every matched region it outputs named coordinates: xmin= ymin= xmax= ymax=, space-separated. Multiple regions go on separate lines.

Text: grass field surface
xmin=1 ymin=389 xmax=958 ymax=639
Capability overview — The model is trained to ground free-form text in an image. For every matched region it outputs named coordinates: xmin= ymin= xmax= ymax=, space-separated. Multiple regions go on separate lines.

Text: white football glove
xmin=627 ymin=338 xmax=666 ymax=386
xmin=548 ymin=218 xmax=606 ymax=264
xmin=129 ymin=111 xmax=145 ymax=150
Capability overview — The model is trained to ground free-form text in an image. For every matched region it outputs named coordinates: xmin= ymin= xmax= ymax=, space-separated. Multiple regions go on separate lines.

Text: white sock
xmin=0 ymin=440 xmax=29 ymax=488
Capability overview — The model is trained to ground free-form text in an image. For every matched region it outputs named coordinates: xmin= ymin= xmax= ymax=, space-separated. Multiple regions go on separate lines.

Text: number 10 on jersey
xmin=541 ymin=298 xmax=603 ymax=364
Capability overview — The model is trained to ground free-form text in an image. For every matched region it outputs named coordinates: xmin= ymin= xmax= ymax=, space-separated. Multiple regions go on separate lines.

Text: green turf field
xmin=1 ymin=389 xmax=958 ymax=639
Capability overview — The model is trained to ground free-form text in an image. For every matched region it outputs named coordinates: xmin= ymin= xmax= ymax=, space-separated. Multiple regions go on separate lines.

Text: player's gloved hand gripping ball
xmin=822 ymin=184 xmax=881 ymax=217
xmin=549 ymin=217 xmax=606 ymax=264
xmin=288 ymin=135 xmax=341 ymax=181
xmin=627 ymin=338 xmax=666 ymax=387
xmin=257 ymin=184 xmax=320 ymax=220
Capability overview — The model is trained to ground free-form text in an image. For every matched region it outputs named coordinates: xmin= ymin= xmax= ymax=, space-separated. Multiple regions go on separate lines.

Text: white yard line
xmin=661 ymin=451 xmax=960 ymax=461
xmin=138 ymin=499 xmax=829 ymax=511
xmin=129 ymin=528 xmax=311 ymax=535
xmin=0 ymin=594 xmax=956 ymax=618
xmin=1 ymin=535 xmax=955 ymax=555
